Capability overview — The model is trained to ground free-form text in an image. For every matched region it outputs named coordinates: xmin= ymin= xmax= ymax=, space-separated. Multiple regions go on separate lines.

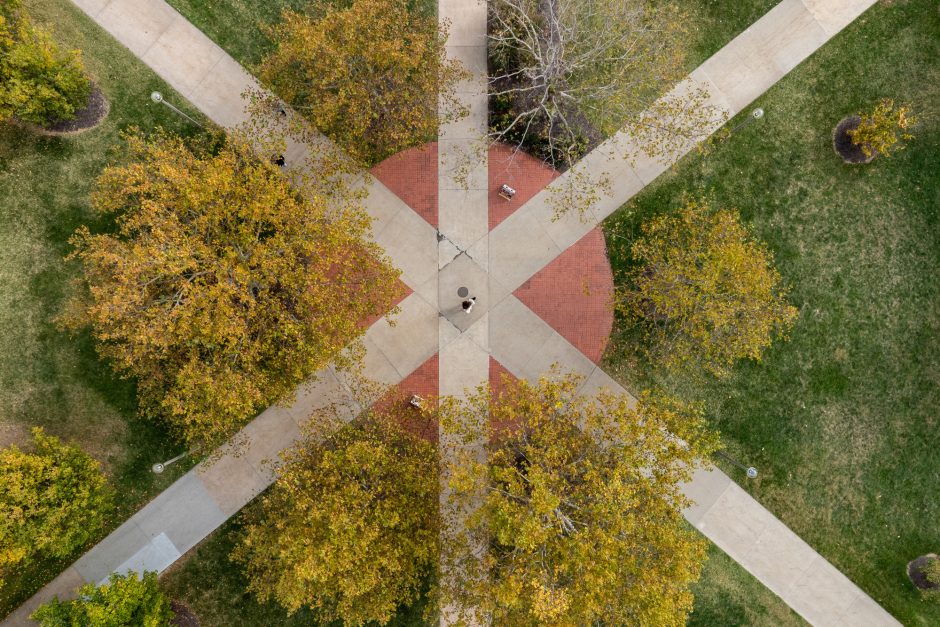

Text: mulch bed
xmin=832 ymin=116 xmax=874 ymax=164
xmin=907 ymin=554 xmax=940 ymax=591
xmin=170 ymin=600 xmax=201 ymax=627
xmin=26 ymin=82 xmax=110 ymax=136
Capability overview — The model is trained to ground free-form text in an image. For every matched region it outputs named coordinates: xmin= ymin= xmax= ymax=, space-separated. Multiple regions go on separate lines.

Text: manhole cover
xmin=457 ymin=286 xmax=469 ymax=298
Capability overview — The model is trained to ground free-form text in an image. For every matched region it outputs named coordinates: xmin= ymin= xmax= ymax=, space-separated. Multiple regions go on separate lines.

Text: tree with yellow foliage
xmin=258 ymin=0 xmax=467 ymax=165
xmin=0 ymin=428 xmax=112 ymax=589
xmin=439 ymin=373 xmax=718 ymax=626
xmin=61 ymin=131 xmax=401 ymax=449
xmin=232 ymin=412 xmax=438 ymax=626
xmin=618 ymin=199 xmax=798 ymax=376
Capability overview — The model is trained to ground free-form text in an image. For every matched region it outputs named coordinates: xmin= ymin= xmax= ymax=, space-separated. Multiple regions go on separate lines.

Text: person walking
xmin=461 ymin=297 xmax=476 ymax=314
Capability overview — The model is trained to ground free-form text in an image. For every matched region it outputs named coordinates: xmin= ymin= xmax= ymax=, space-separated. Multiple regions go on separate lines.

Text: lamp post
xmin=714 ymin=450 xmax=758 ymax=479
xmin=152 ymin=450 xmax=189 ymax=474
xmin=150 ymin=91 xmax=204 ymax=128
xmin=728 ymin=107 xmax=765 ymax=136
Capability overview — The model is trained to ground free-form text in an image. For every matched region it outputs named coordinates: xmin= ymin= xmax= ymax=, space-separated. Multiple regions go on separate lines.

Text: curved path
xmin=4 ymin=0 xmax=898 ymax=625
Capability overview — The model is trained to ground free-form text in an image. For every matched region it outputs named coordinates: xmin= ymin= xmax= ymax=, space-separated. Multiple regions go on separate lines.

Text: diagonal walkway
xmin=488 ymin=0 xmax=881 ymax=302
xmin=489 ymin=297 xmax=898 ymax=626
xmin=5 ymin=0 xmax=897 ymax=625
xmin=65 ymin=0 xmax=439 ymax=300
xmin=3 ymin=292 xmax=439 ymax=625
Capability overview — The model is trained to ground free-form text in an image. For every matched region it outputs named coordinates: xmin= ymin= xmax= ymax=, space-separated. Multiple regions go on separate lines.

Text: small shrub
xmin=0 ymin=0 xmax=91 ymax=127
xmin=0 ymin=428 xmax=113 ymax=588
xmin=31 ymin=571 xmax=174 ymax=626
xmin=847 ymin=99 xmax=915 ymax=159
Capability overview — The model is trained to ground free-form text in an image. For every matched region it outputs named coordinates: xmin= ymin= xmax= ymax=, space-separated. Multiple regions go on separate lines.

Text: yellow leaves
xmin=233 ymin=415 xmax=438 ymax=625
xmin=65 ymin=130 xmax=401 ymax=450
xmin=0 ymin=429 xmax=112 ymax=588
xmin=531 ymin=581 xmax=571 ymax=623
xmin=849 ymin=99 xmax=916 ymax=158
xmin=619 ymin=198 xmax=797 ymax=376
xmin=32 ymin=571 xmax=173 ymax=626
xmin=439 ymin=372 xmax=715 ymax=625
xmin=258 ymin=0 xmax=467 ymax=165
xmin=0 ymin=1 xmax=90 ymax=126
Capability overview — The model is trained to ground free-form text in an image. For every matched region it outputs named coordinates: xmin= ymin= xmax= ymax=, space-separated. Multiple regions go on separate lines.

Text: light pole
xmin=728 ymin=107 xmax=765 ymax=136
xmin=150 ymin=91 xmax=204 ymax=128
xmin=152 ymin=450 xmax=189 ymax=474
xmin=714 ymin=450 xmax=758 ymax=479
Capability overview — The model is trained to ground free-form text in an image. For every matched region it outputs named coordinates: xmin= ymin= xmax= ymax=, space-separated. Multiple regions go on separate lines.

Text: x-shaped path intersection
xmin=6 ymin=0 xmax=899 ymax=625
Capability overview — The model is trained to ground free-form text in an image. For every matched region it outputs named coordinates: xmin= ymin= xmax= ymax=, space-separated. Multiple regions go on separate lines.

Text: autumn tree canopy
xmin=258 ymin=0 xmax=467 ymax=165
xmin=31 ymin=571 xmax=173 ymax=627
xmin=0 ymin=428 xmax=112 ymax=588
xmin=0 ymin=0 xmax=90 ymax=126
xmin=489 ymin=0 xmax=714 ymax=168
xmin=618 ymin=199 xmax=798 ymax=376
xmin=61 ymin=131 xmax=401 ymax=449
xmin=232 ymin=412 xmax=439 ymax=626
xmin=440 ymin=374 xmax=718 ymax=626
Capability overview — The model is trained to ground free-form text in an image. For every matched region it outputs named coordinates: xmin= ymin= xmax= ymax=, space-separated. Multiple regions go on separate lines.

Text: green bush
xmin=0 ymin=427 xmax=113 ymax=588
xmin=0 ymin=0 xmax=90 ymax=126
xmin=31 ymin=571 xmax=174 ymax=626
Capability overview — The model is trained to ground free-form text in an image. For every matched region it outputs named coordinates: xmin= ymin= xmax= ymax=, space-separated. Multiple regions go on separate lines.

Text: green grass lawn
xmin=144 ymin=1 xmax=810 ymax=625
xmin=603 ymin=0 xmax=940 ymax=624
xmin=160 ymin=0 xmax=311 ymax=67
xmin=689 ymin=544 xmax=807 ymax=627
xmin=0 ymin=0 xmax=212 ymax=616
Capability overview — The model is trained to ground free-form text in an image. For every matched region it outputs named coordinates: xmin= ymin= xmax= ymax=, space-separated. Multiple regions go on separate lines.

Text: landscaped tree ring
xmin=833 ymin=116 xmax=875 ymax=164
xmin=907 ymin=553 xmax=940 ymax=593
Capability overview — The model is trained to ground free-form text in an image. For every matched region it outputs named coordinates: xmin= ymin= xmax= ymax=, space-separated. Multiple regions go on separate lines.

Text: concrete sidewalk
xmin=489 ymin=295 xmax=899 ymax=627
xmin=3 ymin=292 xmax=439 ymax=625
xmin=488 ymin=0 xmax=881 ymax=301
xmin=5 ymin=0 xmax=898 ymax=625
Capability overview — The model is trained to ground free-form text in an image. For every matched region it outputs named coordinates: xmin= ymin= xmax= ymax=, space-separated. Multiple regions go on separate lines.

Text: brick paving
xmin=513 ymin=229 xmax=614 ymax=364
xmin=373 ymin=139 xmax=615 ymax=365
xmin=370 ymin=143 xmax=439 ymax=228
xmin=374 ymin=352 xmax=439 ymax=443
xmin=370 ymin=141 xmax=562 ymax=232
xmin=488 ymin=356 xmax=517 ymax=398
xmin=488 ymin=143 xmax=559 ymax=230
xmin=10 ymin=0 xmax=898 ymax=625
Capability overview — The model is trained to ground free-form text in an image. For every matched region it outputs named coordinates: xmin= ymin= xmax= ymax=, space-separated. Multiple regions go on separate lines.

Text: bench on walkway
xmin=498 ymin=183 xmax=516 ymax=200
